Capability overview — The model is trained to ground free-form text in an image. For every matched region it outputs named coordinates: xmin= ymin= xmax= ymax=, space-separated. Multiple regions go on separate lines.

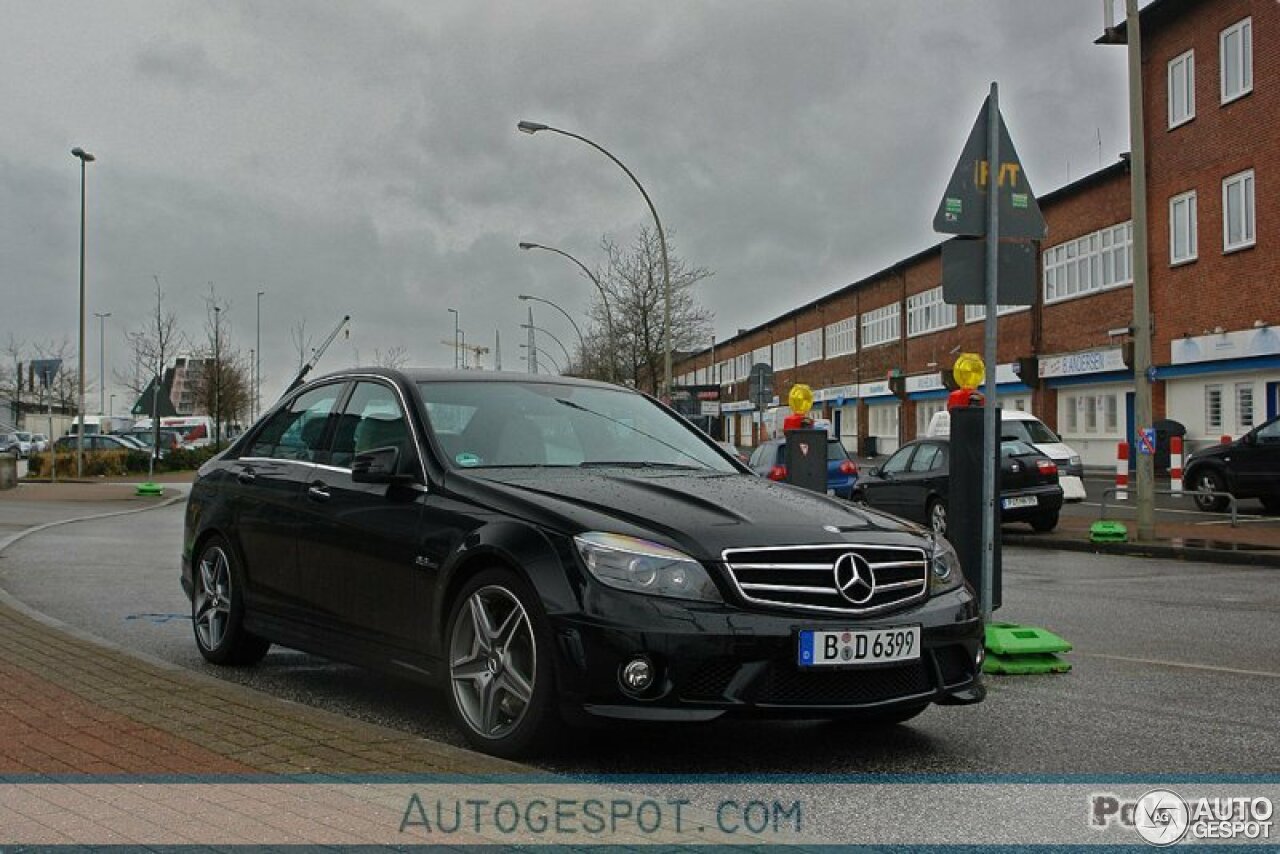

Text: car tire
xmin=191 ymin=536 xmax=271 ymax=666
xmin=445 ymin=567 xmax=562 ymax=759
xmin=928 ymin=499 xmax=947 ymax=536
xmin=1030 ymin=509 xmax=1059 ymax=533
xmin=1191 ymin=469 xmax=1229 ymax=512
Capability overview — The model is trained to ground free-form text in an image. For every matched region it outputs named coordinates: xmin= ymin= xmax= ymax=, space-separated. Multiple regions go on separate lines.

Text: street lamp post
xmin=71 ymin=146 xmax=95 ymax=477
xmin=94 ymin=311 xmax=111 ymax=415
xmin=518 ymin=241 xmax=617 ymax=381
xmin=520 ymin=344 xmax=562 ymax=374
xmin=519 ymin=323 xmax=572 ymax=370
xmin=447 ymin=308 xmax=460 ymax=368
xmin=256 ymin=290 xmax=264 ymax=421
xmin=517 ymin=294 xmax=586 ymax=357
xmin=517 ymin=121 xmax=671 ymax=397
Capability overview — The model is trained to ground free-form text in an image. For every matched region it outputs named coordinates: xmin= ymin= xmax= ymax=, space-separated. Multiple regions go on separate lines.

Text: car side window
xmin=748 ymin=444 xmax=768 ymax=468
xmin=329 ymin=381 xmax=412 ymax=470
xmin=880 ymin=446 xmax=914 ymax=474
xmin=908 ymin=443 xmax=942 ymax=473
xmin=248 ymin=383 xmax=342 ymax=462
xmin=1256 ymin=420 xmax=1280 ymax=443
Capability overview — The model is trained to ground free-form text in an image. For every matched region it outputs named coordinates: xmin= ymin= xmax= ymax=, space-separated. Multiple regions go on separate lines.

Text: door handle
xmin=236 ymin=469 xmax=256 ymax=484
xmin=307 ymin=483 xmax=331 ymax=502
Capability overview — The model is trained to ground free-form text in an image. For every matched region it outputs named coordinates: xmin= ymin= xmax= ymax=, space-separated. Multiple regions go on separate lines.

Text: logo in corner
xmin=1134 ymin=789 xmax=1189 ymax=846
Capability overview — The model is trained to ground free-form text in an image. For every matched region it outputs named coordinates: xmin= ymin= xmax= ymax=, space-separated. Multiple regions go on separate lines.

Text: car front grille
xmin=753 ymin=660 xmax=932 ymax=705
xmin=721 ymin=543 xmax=930 ymax=615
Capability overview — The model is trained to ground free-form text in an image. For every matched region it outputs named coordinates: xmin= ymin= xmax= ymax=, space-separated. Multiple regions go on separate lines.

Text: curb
xmin=1003 ymin=532 xmax=1280 ymax=568
xmin=0 ymin=498 xmax=534 ymax=775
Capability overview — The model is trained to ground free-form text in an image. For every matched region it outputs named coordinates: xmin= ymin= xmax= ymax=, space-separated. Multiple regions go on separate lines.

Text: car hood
xmin=459 ymin=467 xmax=928 ymax=560
xmin=1031 ymin=441 xmax=1077 ymax=463
xmin=1188 ymin=440 xmax=1237 ymax=461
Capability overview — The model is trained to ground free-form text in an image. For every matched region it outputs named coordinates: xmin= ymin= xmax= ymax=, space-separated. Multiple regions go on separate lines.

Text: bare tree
xmin=371 ymin=345 xmax=410 ymax=369
xmin=115 ymin=276 xmax=184 ymax=416
xmin=580 ymin=227 xmax=714 ymax=393
xmin=191 ymin=285 xmax=253 ymax=446
xmin=290 ymin=320 xmax=314 ymax=374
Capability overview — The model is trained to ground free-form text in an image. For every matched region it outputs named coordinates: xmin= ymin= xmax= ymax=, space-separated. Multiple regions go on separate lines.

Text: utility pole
xmin=213 ymin=304 xmax=222 ymax=449
xmin=256 ymin=290 xmax=264 ymax=421
xmin=1126 ymin=0 xmax=1155 ymax=541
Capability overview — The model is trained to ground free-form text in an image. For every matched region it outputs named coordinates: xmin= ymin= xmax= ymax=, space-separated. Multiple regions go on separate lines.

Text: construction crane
xmin=440 ymin=339 xmax=491 ymax=370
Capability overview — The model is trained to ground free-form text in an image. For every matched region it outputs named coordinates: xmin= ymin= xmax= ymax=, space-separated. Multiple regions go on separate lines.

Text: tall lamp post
xmin=517 ymin=294 xmax=586 ymax=356
xmin=519 ymin=322 xmax=572 ymax=371
xmin=518 ymin=241 xmax=616 ymax=381
xmin=516 ymin=121 xmax=671 ymax=397
xmin=447 ymin=308 xmax=460 ymax=368
xmin=519 ymin=344 xmax=562 ymax=374
xmin=71 ymin=146 xmax=95 ymax=477
xmin=213 ymin=304 xmax=222 ymax=448
xmin=93 ymin=311 xmax=111 ymax=414
xmin=256 ymin=290 xmax=264 ymax=421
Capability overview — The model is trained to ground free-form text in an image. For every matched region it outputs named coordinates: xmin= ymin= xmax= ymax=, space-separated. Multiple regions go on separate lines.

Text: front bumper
xmin=549 ymin=585 xmax=983 ymax=723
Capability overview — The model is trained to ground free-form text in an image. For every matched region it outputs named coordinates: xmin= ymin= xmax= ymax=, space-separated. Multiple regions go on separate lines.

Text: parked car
xmin=1182 ymin=414 xmax=1280 ymax=513
xmin=53 ymin=434 xmax=150 ymax=459
xmin=926 ymin=409 xmax=1086 ymax=502
xmin=853 ymin=437 xmax=1065 ymax=534
xmin=715 ymin=440 xmax=748 ymax=464
xmin=1 ymin=432 xmax=28 ymax=457
xmin=747 ymin=436 xmax=860 ymax=498
xmin=182 ymin=369 xmax=983 ymax=757
xmin=31 ymin=433 xmax=49 ymax=453
xmin=123 ymin=428 xmax=184 ymax=457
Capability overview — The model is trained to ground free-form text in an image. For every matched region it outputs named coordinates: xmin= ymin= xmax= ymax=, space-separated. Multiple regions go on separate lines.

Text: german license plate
xmin=798 ymin=626 xmax=921 ymax=667
xmin=1002 ymin=495 xmax=1038 ymax=509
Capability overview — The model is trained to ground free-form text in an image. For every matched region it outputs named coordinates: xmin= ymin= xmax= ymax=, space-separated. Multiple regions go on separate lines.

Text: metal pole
xmin=75 ymin=155 xmax=87 ymax=477
xmin=1126 ymin=0 xmax=1155 ymax=541
xmin=980 ymin=82 xmax=1001 ymax=621
xmin=213 ymin=305 xmax=221 ymax=448
xmin=521 ymin=323 xmax=572 ymax=369
xmin=94 ymin=312 xmax=110 ymax=415
xmin=256 ymin=290 xmax=264 ymax=421
xmin=519 ymin=243 xmax=617 ymax=381
xmin=448 ymin=308 xmax=459 ymax=368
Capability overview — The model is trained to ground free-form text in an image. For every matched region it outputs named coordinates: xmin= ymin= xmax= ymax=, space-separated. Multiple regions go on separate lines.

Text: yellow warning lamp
xmin=788 ymin=383 xmax=814 ymax=415
xmin=952 ymin=353 xmax=985 ymax=390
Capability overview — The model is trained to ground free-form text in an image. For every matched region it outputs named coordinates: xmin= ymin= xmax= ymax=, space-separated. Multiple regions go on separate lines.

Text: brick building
xmin=674 ymin=0 xmax=1277 ymax=467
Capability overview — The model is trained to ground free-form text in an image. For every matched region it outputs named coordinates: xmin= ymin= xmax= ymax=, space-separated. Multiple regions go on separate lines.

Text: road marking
xmin=1076 ymin=651 xmax=1280 ymax=679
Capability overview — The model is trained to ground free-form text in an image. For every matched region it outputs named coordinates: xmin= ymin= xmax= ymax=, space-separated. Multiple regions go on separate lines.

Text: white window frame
xmin=796 ymin=329 xmax=822 ymax=365
xmin=860 ymin=303 xmax=901 ymax=349
xmin=1222 ymin=169 xmax=1255 ymax=253
xmin=965 ymin=304 xmax=1028 ymax=323
xmin=1236 ymin=382 xmax=1255 ymax=430
xmin=1168 ymin=49 xmax=1195 ymax=129
xmin=771 ymin=337 xmax=795 ymax=371
xmin=735 ymin=353 xmax=751 ymax=382
xmin=1169 ymin=191 xmax=1198 ymax=265
xmin=1043 ymin=221 xmax=1133 ymax=304
xmin=906 ymin=286 xmax=956 ymax=338
xmin=751 ymin=346 xmax=771 ymax=369
xmin=1206 ymin=384 xmax=1224 ymax=433
xmin=824 ymin=315 xmax=857 ymax=359
xmin=1220 ymin=17 xmax=1252 ymax=105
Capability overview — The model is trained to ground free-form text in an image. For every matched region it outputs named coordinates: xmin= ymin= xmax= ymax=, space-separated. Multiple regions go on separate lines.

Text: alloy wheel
xmin=193 ymin=546 xmax=232 ymax=651
xmin=449 ymin=586 xmax=537 ymax=740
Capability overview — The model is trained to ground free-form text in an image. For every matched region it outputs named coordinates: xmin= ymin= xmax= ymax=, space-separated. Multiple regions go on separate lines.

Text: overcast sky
xmin=1 ymin=0 xmax=1134 ymax=408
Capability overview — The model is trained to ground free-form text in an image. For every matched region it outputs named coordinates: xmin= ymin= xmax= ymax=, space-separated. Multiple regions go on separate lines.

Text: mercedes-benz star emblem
xmin=832 ymin=552 xmax=876 ymax=605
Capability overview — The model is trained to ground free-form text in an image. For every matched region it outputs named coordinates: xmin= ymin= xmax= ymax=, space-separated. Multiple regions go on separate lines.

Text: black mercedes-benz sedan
xmin=182 ymin=369 xmax=983 ymax=757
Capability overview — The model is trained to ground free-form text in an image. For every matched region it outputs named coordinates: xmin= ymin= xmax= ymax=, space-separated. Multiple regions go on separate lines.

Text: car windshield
xmin=1001 ymin=418 xmax=1060 ymax=444
xmin=417 ymin=380 xmax=738 ymax=472
xmin=826 ymin=440 xmax=850 ymax=462
xmin=1000 ymin=439 xmax=1041 ymax=457
xmin=16 ymin=432 xmax=31 ymax=441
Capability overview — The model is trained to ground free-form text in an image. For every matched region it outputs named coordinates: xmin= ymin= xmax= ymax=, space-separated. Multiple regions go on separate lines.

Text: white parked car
xmin=926 ymin=409 xmax=1087 ymax=502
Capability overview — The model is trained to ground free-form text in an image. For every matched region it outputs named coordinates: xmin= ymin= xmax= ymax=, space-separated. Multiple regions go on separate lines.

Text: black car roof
xmin=309 ymin=367 xmax=626 ymax=393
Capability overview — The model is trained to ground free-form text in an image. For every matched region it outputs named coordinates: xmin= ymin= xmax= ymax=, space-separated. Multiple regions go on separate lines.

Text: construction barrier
xmin=1115 ymin=441 xmax=1129 ymax=501
xmin=1169 ymin=436 xmax=1183 ymax=495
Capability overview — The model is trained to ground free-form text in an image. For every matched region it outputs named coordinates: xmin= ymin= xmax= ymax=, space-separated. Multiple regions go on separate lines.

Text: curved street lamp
xmin=517 ymin=121 xmax=671 ymax=397
xmin=519 ymin=345 xmax=562 ymax=375
xmin=71 ymin=146 xmax=95 ymax=477
xmin=518 ymin=241 xmax=616 ymax=381
xmin=517 ymin=294 xmax=586 ymax=355
xmin=519 ymin=322 xmax=572 ymax=370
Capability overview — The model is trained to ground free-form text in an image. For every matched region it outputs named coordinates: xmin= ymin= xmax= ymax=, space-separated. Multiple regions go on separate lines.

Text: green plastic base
xmin=984 ymin=652 xmax=1072 ymax=674
xmin=135 ymin=482 xmax=164 ymax=497
xmin=1090 ymin=520 xmax=1129 ymax=543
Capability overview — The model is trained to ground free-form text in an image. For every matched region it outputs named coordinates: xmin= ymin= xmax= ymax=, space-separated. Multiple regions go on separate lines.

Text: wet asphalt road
xmin=2 ymin=500 xmax=1278 ymax=775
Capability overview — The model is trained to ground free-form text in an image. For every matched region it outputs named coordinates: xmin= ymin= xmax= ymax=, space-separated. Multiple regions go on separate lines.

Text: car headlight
xmin=574 ymin=532 xmax=721 ymax=602
xmin=928 ymin=534 xmax=964 ymax=595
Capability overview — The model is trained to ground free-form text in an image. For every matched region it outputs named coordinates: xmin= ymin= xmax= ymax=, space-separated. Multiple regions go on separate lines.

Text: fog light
xmin=620 ymin=656 xmax=655 ymax=695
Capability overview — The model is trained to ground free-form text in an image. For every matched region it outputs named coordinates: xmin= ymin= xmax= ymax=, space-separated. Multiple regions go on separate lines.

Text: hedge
xmin=26 ymin=445 xmax=220 ymax=478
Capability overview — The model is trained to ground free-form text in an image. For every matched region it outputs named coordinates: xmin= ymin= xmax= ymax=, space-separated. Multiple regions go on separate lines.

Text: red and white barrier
xmin=1115 ymin=441 xmax=1129 ymax=501
xmin=1169 ymin=436 xmax=1183 ymax=495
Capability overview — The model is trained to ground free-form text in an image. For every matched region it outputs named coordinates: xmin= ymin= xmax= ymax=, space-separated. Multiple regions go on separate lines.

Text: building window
xmin=1168 ymin=49 xmax=1195 ymax=128
xmin=735 ymin=353 xmax=751 ymax=381
xmin=1043 ymin=221 xmax=1132 ymax=303
xmin=1222 ymin=170 xmax=1255 ymax=252
xmin=1236 ymin=383 xmax=1255 ymax=429
xmin=1104 ymin=395 xmax=1118 ymax=433
xmin=1169 ymin=191 xmax=1198 ymax=265
xmin=1065 ymin=396 xmax=1079 ymax=433
xmin=752 ymin=346 xmax=771 ymax=368
xmin=796 ymin=329 xmax=822 ymax=365
xmin=772 ymin=337 xmax=795 ymax=371
xmin=860 ymin=304 xmax=901 ymax=349
xmin=1220 ymin=17 xmax=1252 ymax=104
xmin=916 ymin=400 xmax=946 ymax=438
xmin=906 ymin=286 xmax=956 ymax=337
xmin=965 ymin=303 xmax=1026 ymax=323
xmin=824 ymin=315 xmax=857 ymax=358
xmin=1206 ymin=384 xmax=1224 ymax=433
xmin=869 ymin=404 xmax=898 ymax=438
xmin=1084 ymin=396 xmax=1098 ymax=433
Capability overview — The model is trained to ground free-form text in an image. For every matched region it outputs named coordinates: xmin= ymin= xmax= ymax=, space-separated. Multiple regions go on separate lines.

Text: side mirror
xmin=352 ymin=446 xmax=415 ymax=485
xmin=867 ymin=466 xmax=881 ymax=478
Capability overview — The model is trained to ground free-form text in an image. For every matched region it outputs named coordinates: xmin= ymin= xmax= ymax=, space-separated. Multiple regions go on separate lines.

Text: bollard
xmin=1169 ymin=436 xmax=1183 ymax=495
xmin=1115 ymin=441 xmax=1129 ymax=501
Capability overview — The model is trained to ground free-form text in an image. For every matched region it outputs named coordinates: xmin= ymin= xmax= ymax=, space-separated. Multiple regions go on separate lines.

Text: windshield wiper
xmin=578 ymin=461 xmax=705 ymax=470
